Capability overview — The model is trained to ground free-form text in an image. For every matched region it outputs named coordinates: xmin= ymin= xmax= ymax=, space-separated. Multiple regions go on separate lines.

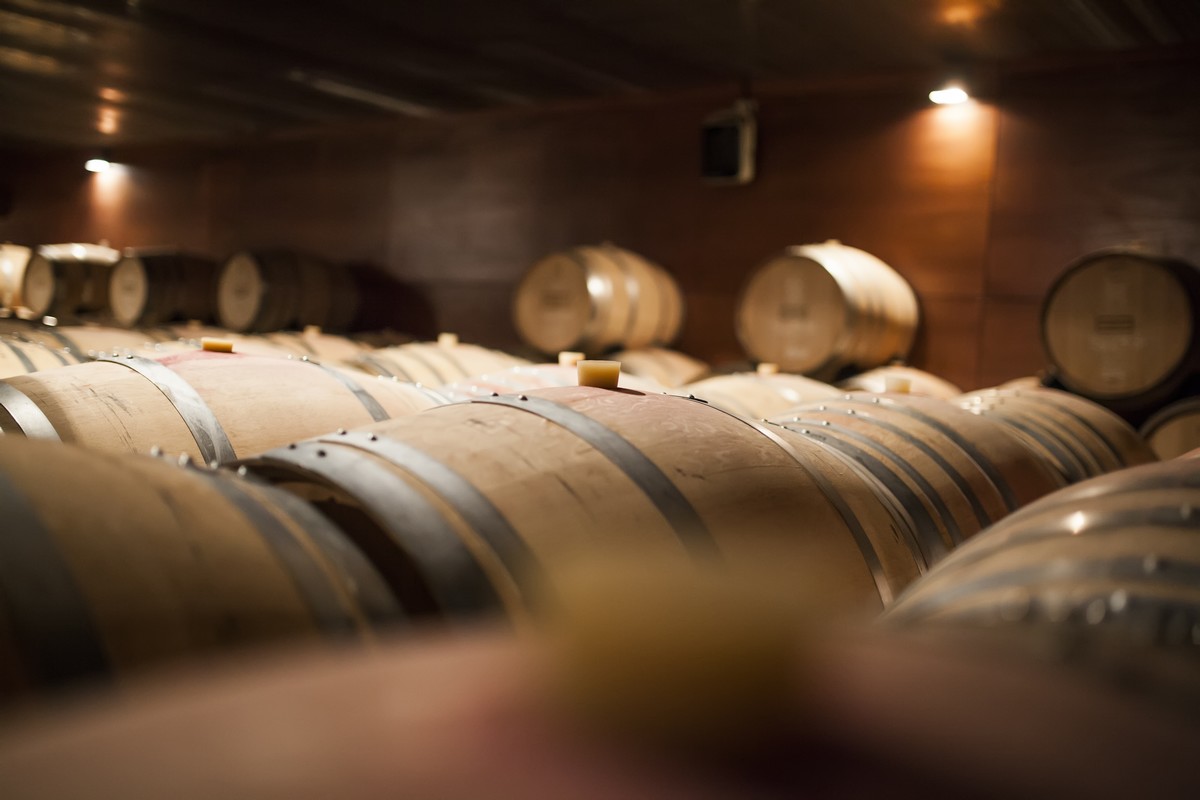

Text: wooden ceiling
xmin=1 ymin=0 xmax=1198 ymax=148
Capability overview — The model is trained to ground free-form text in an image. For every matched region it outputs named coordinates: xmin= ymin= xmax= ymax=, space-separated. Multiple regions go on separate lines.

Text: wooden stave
xmin=0 ymin=351 xmax=446 ymax=462
xmin=883 ymin=458 xmax=1200 ymax=646
xmin=0 ymin=436 xmax=400 ymax=700
xmin=241 ymin=386 xmax=930 ymax=621
xmin=1041 ymin=249 xmax=1200 ymax=404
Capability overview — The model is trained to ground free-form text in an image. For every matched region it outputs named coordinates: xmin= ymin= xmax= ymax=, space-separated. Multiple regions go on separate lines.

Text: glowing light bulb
xmin=85 ymin=157 xmax=111 ymax=173
xmin=929 ymin=85 xmax=970 ymax=105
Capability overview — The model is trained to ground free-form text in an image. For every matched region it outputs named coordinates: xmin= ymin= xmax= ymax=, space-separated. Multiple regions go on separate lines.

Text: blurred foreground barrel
xmin=217 ymin=250 xmax=358 ymax=332
xmin=1141 ymin=397 xmax=1200 ymax=461
xmin=0 ymin=351 xmax=445 ymax=462
xmin=242 ymin=386 xmax=934 ymax=616
xmin=736 ymin=241 xmax=918 ymax=378
xmin=772 ymin=394 xmax=1063 ymax=566
xmin=1042 ymin=249 xmax=1200 ymax=411
xmin=683 ymin=371 xmax=840 ymax=419
xmin=18 ymin=243 xmax=119 ymax=318
xmin=884 ymin=458 xmax=1200 ymax=646
xmin=108 ymin=249 xmax=218 ymax=327
xmin=0 ymin=335 xmax=83 ymax=378
xmin=354 ymin=339 xmax=529 ymax=386
xmin=839 ymin=366 xmax=961 ymax=399
xmin=513 ymin=244 xmax=683 ymax=355
xmin=0 ymin=437 xmax=398 ymax=700
xmin=956 ymin=387 xmax=1155 ymax=484
xmin=0 ymin=321 xmax=166 ymax=360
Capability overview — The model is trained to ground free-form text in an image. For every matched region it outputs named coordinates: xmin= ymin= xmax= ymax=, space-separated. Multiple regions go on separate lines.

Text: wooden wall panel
xmin=1 ymin=55 xmax=1197 ymax=392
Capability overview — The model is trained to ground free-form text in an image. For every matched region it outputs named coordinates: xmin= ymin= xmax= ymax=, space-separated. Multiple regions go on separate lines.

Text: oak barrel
xmin=19 ymin=243 xmax=119 ymax=318
xmin=884 ymin=458 xmax=1200 ymax=647
xmin=108 ymin=249 xmax=218 ymax=327
xmin=1041 ymin=249 xmax=1200 ymax=406
xmin=0 ymin=436 xmax=399 ymax=700
xmin=217 ymin=250 xmax=359 ymax=332
xmin=242 ymin=386 xmax=938 ymax=617
xmin=0 ymin=243 xmax=32 ymax=310
xmin=439 ymin=363 xmax=660 ymax=402
xmin=956 ymin=387 xmax=1156 ymax=484
xmin=0 ymin=350 xmax=446 ymax=462
xmin=735 ymin=241 xmax=919 ymax=378
xmin=682 ymin=372 xmax=841 ymax=420
xmin=839 ymin=366 xmax=962 ymax=399
xmin=513 ymin=244 xmax=683 ymax=355
xmin=1140 ymin=396 xmax=1200 ymax=461
xmin=610 ymin=347 xmax=708 ymax=388
xmin=353 ymin=340 xmax=529 ymax=386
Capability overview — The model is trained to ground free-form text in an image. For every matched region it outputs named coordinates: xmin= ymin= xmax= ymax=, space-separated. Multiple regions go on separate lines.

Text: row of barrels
xmin=0 ymin=351 xmax=1155 ymax=701
xmin=1 ymin=244 xmax=363 ymax=332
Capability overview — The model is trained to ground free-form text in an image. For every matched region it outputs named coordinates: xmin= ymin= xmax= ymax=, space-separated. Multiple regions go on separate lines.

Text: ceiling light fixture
xmin=929 ymin=84 xmax=970 ymax=105
xmin=85 ymin=148 xmax=113 ymax=173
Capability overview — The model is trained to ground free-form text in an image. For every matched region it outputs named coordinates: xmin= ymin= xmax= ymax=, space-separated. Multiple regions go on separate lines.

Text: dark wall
xmin=3 ymin=55 xmax=1198 ymax=391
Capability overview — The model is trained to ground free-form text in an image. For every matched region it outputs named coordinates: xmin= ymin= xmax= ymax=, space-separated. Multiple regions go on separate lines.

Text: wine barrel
xmin=1042 ymin=249 xmax=1200 ymax=408
xmin=439 ymin=363 xmax=661 ymax=402
xmin=0 ymin=351 xmax=446 ymax=463
xmin=884 ymin=458 xmax=1200 ymax=647
xmin=261 ymin=327 xmax=368 ymax=362
xmin=735 ymin=241 xmax=919 ymax=378
xmin=771 ymin=395 xmax=1064 ymax=567
xmin=1140 ymin=396 xmax=1200 ymax=461
xmin=512 ymin=244 xmax=684 ymax=355
xmin=956 ymin=387 xmax=1155 ymax=484
xmin=18 ymin=243 xmax=119 ymax=318
xmin=682 ymin=371 xmax=840 ymax=420
xmin=0 ymin=436 xmax=398 ymax=700
xmin=217 ymin=250 xmax=359 ymax=333
xmin=839 ymin=366 xmax=962 ymax=400
xmin=353 ymin=340 xmax=530 ymax=386
xmin=0 ymin=321 xmax=168 ymax=360
xmin=610 ymin=347 xmax=708 ymax=388
xmin=0 ymin=243 xmax=32 ymax=309
xmin=108 ymin=249 xmax=218 ymax=327
xmin=242 ymin=386 xmax=935 ymax=618
xmin=0 ymin=335 xmax=83 ymax=378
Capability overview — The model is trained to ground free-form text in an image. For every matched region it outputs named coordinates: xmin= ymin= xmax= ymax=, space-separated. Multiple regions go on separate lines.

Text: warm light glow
xmin=98 ymin=86 xmax=126 ymax=102
xmin=1068 ymin=511 xmax=1087 ymax=534
xmin=85 ymin=157 xmax=111 ymax=173
xmin=97 ymin=106 xmax=120 ymax=135
xmin=929 ymin=86 xmax=970 ymax=105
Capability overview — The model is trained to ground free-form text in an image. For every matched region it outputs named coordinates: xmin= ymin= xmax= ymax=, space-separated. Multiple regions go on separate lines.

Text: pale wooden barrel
xmin=1042 ymin=250 xmax=1200 ymax=404
xmin=839 ymin=366 xmax=962 ymax=399
xmin=261 ymin=327 xmax=369 ymax=362
xmin=0 ymin=322 xmax=168 ymax=360
xmin=108 ymin=249 xmax=218 ymax=327
xmin=439 ymin=363 xmax=662 ymax=402
xmin=243 ymin=386 xmax=934 ymax=618
xmin=512 ymin=244 xmax=684 ymax=355
xmin=610 ymin=347 xmax=708 ymax=388
xmin=1140 ymin=396 xmax=1200 ymax=461
xmin=0 ymin=243 xmax=33 ymax=310
xmin=18 ymin=243 xmax=119 ymax=318
xmin=956 ymin=387 xmax=1156 ymax=484
xmin=0 ymin=351 xmax=446 ymax=463
xmin=0 ymin=335 xmax=84 ymax=378
xmin=216 ymin=251 xmax=359 ymax=332
xmin=771 ymin=395 xmax=1064 ymax=568
xmin=884 ymin=458 xmax=1200 ymax=648
xmin=735 ymin=240 xmax=919 ymax=377
xmin=0 ymin=436 xmax=399 ymax=701
xmin=353 ymin=341 xmax=530 ymax=386
xmin=682 ymin=372 xmax=841 ymax=420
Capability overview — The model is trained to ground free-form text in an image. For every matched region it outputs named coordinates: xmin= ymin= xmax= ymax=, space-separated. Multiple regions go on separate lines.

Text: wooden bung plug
xmin=757 ymin=362 xmax=780 ymax=376
xmin=558 ymin=351 xmax=586 ymax=367
xmin=577 ymin=360 xmax=621 ymax=389
xmin=884 ymin=375 xmax=912 ymax=394
xmin=437 ymin=332 xmax=459 ymax=348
